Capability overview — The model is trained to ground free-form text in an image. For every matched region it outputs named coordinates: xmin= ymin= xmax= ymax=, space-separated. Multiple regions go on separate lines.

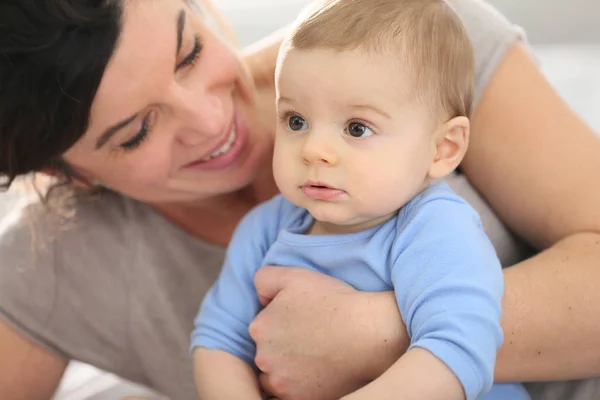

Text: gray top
xmin=0 ymin=1 xmax=580 ymax=399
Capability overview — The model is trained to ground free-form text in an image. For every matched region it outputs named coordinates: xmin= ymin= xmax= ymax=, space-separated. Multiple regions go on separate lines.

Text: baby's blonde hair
xmin=287 ymin=0 xmax=474 ymax=120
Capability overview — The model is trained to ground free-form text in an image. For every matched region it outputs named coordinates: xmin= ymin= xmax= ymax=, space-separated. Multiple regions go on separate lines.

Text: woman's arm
xmin=0 ymin=317 xmax=68 ymax=400
xmin=463 ymin=42 xmax=600 ymax=382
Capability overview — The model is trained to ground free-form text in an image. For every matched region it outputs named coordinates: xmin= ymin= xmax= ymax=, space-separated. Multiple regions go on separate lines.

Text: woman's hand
xmin=250 ymin=267 xmax=408 ymax=400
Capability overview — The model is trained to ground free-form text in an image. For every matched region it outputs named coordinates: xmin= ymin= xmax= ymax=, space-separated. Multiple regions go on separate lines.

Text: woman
xmin=0 ymin=0 xmax=599 ymax=399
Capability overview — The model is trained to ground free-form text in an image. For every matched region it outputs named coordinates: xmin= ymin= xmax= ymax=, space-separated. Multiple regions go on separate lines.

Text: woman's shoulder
xmin=446 ymin=0 xmax=525 ymax=43
xmin=0 ymin=190 xmax=150 ymax=253
xmin=445 ymin=0 xmax=529 ymax=105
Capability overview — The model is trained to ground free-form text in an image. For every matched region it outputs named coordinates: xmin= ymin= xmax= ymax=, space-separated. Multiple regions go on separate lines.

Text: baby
xmin=191 ymin=0 xmax=529 ymax=399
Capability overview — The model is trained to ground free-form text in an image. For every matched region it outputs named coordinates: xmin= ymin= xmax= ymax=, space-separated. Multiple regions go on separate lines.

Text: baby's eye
xmin=288 ymin=115 xmax=309 ymax=131
xmin=346 ymin=122 xmax=374 ymax=138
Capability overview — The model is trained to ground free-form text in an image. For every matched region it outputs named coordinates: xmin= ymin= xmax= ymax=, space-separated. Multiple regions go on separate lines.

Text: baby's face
xmin=273 ymin=48 xmax=441 ymax=232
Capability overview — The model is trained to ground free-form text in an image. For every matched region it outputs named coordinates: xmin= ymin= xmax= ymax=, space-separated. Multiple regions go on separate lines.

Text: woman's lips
xmin=197 ymin=126 xmax=236 ymax=162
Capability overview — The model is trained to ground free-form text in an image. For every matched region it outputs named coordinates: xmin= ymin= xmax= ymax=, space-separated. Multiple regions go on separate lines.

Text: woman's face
xmin=63 ymin=0 xmax=272 ymax=204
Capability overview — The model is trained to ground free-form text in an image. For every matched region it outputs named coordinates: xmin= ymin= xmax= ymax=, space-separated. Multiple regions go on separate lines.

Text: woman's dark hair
xmin=0 ymin=0 xmax=122 ymax=189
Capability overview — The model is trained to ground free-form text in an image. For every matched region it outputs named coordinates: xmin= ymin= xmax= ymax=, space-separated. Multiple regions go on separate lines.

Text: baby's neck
xmin=308 ymin=212 xmax=397 ymax=235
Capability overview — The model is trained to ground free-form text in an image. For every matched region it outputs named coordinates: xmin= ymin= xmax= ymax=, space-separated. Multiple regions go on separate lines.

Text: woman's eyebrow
xmin=176 ymin=9 xmax=186 ymax=57
xmin=96 ymin=113 xmax=138 ymax=149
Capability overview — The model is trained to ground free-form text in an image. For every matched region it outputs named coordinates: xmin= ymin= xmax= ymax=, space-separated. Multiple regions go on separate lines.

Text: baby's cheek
xmin=272 ymin=144 xmax=295 ymax=182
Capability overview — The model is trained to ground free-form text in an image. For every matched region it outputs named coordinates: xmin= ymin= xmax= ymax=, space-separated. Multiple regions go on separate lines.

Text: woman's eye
xmin=288 ymin=115 xmax=309 ymax=131
xmin=120 ymin=123 xmax=148 ymax=151
xmin=120 ymin=111 xmax=156 ymax=151
xmin=346 ymin=122 xmax=374 ymax=138
xmin=177 ymin=35 xmax=202 ymax=70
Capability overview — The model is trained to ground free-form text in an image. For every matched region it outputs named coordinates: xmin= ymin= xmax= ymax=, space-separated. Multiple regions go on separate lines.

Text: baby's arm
xmin=192 ymin=240 xmax=264 ymax=399
xmin=195 ymin=348 xmax=262 ymax=400
xmin=346 ymin=190 xmax=503 ymax=400
xmin=191 ymin=197 xmax=286 ymax=399
xmin=343 ymin=347 xmax=463 ymax=400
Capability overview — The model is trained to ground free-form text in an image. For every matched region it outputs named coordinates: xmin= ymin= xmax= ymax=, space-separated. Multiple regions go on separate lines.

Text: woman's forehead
xmin=96 ymin=0 xmax=214 ymax=103
xmin=88 ymin=1 xmax=188 ymax=132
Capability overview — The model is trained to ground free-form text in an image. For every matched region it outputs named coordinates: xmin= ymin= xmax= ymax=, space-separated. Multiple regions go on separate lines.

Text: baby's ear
xmin=427 ymin=116 xmax=470 ymax=179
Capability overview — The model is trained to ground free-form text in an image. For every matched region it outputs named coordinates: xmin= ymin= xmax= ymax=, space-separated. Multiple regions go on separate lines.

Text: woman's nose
xmin=173 ymin=88 xmax=227 ymax=147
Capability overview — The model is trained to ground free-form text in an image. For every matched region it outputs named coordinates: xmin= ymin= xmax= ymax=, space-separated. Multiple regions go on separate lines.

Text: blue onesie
xmin=192 ymin=182 xmax=529 ymax=400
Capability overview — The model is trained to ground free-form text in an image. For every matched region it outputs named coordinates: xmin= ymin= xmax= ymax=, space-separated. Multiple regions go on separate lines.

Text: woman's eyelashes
xmin=177 ymin=35 xmax=202 ymax=70
xmin=120 ymin=111 xmax=157 ymax=151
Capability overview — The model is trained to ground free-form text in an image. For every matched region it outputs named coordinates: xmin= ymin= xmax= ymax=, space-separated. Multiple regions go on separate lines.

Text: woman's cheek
xmin=114 ymin=145 xmax=174 ymax=187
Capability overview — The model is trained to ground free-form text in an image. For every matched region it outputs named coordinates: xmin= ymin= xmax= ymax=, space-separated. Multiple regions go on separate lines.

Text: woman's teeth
xmin=201 ymin=128 xmax=236 ymax=161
